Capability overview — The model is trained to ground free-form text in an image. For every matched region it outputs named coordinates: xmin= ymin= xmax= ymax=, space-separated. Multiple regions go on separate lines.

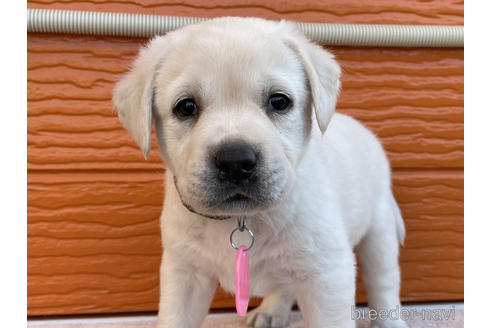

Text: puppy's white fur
xmin=114 ymin=17 xmax=407 ymax=328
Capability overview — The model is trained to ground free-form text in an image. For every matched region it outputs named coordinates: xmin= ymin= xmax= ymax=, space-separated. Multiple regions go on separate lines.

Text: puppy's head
xmin=113 ymin=17 xmax=341 ymax=219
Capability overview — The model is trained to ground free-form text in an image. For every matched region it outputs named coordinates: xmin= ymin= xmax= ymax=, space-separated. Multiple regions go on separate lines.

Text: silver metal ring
xmin=230 ymin=226 xmax=255 ymax=251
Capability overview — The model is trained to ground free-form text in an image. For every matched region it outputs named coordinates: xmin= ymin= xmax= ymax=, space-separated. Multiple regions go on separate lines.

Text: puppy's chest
xmin=202 ymin=229 xmax=300 ymax=297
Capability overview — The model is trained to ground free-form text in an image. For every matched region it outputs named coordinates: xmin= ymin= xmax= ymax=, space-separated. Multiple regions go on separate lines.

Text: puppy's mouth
xmin=225 ymin=193 xmax=251 ymax=203
xmin=173 ymin=176 xmax=260 ymax=220
xmin=183 ymin=192 xmax=259 ymax=220
xmin=206 ymin=191 xmax=264 ymax=218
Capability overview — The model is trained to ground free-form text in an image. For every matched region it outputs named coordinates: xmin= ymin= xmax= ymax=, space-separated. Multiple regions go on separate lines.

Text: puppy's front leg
xmin=295 ymin=254 xmax=356 ymax=328
xmin=156 ymin=251 xmax=217 ymax=328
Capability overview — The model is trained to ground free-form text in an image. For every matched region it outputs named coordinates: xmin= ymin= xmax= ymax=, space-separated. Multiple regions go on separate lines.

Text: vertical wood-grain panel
xmin=27 ymin=171 xmax=463 ymax=315
xmin=27 ymin=0 xmax=464 ymax=25
xmin=27 ymin=35 xmax=463 ymax=170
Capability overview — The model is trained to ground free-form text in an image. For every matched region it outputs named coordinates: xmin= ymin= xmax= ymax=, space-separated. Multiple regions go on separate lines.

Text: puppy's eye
xmin=174 ymin=98 xmax=198 ymax=118
xmin=268 ymin=93 xmax=291 ymax=112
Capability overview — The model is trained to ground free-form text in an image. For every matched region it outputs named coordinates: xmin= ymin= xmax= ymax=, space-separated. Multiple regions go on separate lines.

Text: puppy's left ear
xmin=113 ymin=37 xmax=168 ymax=159
xmin=284 ymin=27 xmax=341 ymax=134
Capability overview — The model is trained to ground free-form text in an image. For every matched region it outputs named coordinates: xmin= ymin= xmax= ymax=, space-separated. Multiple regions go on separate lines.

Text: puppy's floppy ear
xmin=112 ymin=37 xmax=168 ymax=159
xmin=284 ymin=26 xmax=341 ymax=134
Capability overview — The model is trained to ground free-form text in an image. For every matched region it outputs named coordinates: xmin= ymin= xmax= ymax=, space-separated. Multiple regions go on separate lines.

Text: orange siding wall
xmin=27 ymin=0 xmax=464 ymax=316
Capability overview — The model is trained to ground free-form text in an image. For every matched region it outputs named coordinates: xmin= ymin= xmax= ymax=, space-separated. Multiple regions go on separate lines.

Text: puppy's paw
xmin=371 ymin=319 xmax=408 ymax=328
xmin=246 ymin=305 xmax=290 ymax=328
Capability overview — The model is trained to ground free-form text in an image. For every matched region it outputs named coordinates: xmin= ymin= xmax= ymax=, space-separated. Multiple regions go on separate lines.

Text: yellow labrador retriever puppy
xmin=113 ymin=17 xmax=407 ymax=328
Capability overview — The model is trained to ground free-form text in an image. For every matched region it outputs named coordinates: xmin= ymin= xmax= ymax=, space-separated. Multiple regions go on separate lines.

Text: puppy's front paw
xmin=246 ymin=305 xmax=290 ymax=328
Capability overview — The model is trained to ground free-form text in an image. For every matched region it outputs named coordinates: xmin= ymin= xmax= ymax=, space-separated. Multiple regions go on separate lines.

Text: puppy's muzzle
xmin=214 ymin=142 xmax=257 ymax=185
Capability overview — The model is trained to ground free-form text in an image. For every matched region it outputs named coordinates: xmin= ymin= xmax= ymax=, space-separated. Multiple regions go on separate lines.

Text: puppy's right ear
xmin=112 ymin=37 xmax=168 ymax=159
xmin=282 ymin=23 xmax=341 ymax=134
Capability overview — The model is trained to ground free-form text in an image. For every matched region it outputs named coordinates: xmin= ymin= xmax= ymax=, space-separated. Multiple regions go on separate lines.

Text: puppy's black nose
xmin=215 ymin=143 xmax=257 ymax=184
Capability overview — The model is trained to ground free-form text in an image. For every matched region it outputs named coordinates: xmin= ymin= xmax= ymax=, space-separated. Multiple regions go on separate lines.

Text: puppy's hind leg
xmin=246 ymin=292 xmax=294 ymax=328
xmin=355 ymin=194 xmax=407 ymax=328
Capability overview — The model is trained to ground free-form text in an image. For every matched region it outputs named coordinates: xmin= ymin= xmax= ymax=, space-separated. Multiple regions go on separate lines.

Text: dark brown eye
xmin=268 ymin=93 xmax=291 ymax=112
xmin=174 ymin=98 xmax=198 ymax=118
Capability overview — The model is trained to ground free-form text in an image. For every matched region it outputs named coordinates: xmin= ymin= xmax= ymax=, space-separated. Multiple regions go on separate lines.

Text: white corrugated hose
xmin=27 ymin=8 xmax=463 ymax=48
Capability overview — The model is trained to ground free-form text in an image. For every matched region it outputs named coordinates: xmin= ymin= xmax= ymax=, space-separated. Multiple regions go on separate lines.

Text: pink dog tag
xmin=235 ymin=245 xmax=250 ymax=316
